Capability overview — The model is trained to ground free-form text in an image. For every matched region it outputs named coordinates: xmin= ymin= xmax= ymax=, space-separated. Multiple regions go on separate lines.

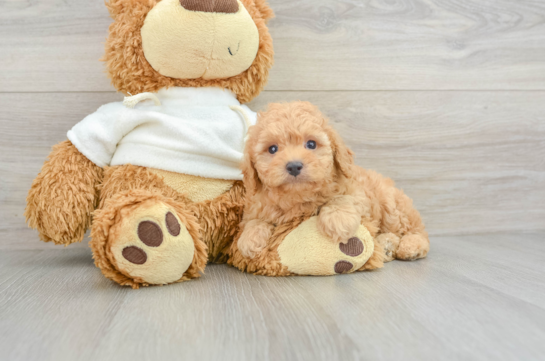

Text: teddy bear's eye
xmin=305 ymin=140 xmax=317 ymax=150
xmin=269 ymin=145 xmax=278 ymax=154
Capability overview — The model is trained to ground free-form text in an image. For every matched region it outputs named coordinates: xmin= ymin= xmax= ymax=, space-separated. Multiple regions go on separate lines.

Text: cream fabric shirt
xmin=67 ymin=87 xmax=256 ymax=180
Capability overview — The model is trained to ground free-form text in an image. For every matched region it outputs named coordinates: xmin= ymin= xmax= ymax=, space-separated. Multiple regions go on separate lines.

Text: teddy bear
xmin=25 ymin=0 xmax=426 ymax=289
xmin=26 ymin=0 xmax=274 ymax=288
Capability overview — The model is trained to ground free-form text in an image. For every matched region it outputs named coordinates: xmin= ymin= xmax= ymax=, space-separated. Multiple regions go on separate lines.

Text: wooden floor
xmin=1 ymin=233 xmax=544 ymax=361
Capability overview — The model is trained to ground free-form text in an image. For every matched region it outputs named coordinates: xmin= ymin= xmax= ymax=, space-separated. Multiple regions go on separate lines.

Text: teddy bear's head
xmin=104 ymin=0 xmax=274 ymax=103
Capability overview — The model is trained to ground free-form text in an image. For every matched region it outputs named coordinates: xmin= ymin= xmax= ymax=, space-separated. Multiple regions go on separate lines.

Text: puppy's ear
xmin=325 ymin=125 xmax=355 ymax=179
xmin=241 ymin=126 xmax=262 ymax=197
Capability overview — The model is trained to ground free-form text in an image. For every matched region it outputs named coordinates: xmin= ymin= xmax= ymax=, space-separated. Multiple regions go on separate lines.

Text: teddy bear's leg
xmin=148 ymin=168 xmax=246 ymax=264
xmin=193 ymin=181 xmax=245 ymax=263
xmin=229 ymin=216 xmax=384 ymax=276
xmin=90 ymin=165 xmax=207 ymax=288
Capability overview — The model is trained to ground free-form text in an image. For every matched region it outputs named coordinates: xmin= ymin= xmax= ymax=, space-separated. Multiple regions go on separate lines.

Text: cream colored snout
xmin=141 ymin=0 xmax=259 ymax=80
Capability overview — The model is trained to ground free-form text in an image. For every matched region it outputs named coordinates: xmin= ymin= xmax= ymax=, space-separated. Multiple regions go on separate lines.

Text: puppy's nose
xmin=179 ymin=0 xmax=239 ymax=13
xmin=286 ymin=162 xmax=304 ymax=177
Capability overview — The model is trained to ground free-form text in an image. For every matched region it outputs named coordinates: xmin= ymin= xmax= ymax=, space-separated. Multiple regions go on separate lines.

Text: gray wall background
xmin=1 ymin=0 xmax=544 ymax=249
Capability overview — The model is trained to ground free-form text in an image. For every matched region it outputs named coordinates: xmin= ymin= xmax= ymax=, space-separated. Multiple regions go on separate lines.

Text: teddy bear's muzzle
xmin=179 ymin=0 xmax=239 ymax=14
xmin=141 ymin=0 xmax=259 ymax=80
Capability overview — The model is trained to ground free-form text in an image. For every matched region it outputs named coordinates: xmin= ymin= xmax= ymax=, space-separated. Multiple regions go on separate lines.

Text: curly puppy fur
xmin=104 ymin=0 xmax=274 ymax=103
xmin=237 ymin=102 xmax=430 ymax=263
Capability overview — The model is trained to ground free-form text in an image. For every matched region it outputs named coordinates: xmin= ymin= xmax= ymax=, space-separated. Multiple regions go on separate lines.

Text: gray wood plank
xmin=1 ymin=0 xmax=545 ymax=92
xmin=1 ymin=233 xmax=544 ymax=361
xmin=0 ymin=92 xmax=118 ymax=250
xmin=1 ymin=91 xmax=543 ymax=249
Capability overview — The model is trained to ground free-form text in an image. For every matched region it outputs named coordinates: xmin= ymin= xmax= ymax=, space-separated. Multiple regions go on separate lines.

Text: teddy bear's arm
xmin=25 ymin=140 xmax=103 ymax=245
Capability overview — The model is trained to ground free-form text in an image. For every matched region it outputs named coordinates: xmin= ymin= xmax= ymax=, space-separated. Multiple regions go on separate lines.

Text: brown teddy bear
xmin=25 ymin=0 xmax=426 ymax=288
xmin=25 ymin=0 xmax=275 ymax=288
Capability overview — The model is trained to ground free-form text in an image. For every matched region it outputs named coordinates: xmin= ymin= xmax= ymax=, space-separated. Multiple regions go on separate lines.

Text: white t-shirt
xmin=67 ymin=87 xmax=257 ymax=180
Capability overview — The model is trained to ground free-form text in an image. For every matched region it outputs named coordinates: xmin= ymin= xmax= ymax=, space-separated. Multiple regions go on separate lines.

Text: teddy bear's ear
xmin=106 ymin=0 xmax=151 ymax=20
xmin=106 ymin=0 xmax=126 ymax=19
xmin=249 ymin=0 xmax=275 ymax=23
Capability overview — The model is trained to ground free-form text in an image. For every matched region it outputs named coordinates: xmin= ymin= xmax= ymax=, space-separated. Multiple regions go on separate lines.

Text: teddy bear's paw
xmin=108 ymin=201 xmax=196 ymax=285
xmin=396 ymin=234 xmax=429 ymax=261
xmin=277 ymin=217 xmax=375 ymax=276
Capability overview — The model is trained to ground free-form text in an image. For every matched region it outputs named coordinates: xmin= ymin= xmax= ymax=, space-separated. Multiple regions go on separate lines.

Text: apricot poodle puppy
xmin=237 ymin=101 xmax=430 ymax=262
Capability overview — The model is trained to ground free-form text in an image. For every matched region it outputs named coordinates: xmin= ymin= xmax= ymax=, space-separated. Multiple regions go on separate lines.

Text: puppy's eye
xmin=268 ymin=145 xmax=278 ymax=154
xmin=305 ymin=140 xmax=317 ymax=150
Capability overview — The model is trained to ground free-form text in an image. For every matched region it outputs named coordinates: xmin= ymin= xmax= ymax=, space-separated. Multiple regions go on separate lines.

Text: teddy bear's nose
xmin=179 ymin=0 xmax=239 ymax=14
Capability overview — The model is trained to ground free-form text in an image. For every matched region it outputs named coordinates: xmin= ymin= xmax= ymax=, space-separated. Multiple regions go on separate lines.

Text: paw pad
xmin=339 ymin=237 xmax=364 ymax=256
xmin=122 ymin=246 xmax=147 ymax=265
xmin=137 ymin=221 xmax=163 ymax=247
xmin=121 ymin=213 xmax=176 ymax=265
xmin=334 ymin=260 xmax=353 ymax=274
xmin=165 ymin=212 xmax=181 ymax=236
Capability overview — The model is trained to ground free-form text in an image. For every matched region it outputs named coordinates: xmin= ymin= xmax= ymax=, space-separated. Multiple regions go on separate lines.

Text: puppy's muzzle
xmin=286 ymin=162 xmax=303 ymax=177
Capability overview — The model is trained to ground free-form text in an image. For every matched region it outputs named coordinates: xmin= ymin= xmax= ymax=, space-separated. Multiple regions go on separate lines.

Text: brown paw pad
xmin=165 ymin=212 xmax=181 ymax=236
xmin=334 ymin=260 xmax=353 ymax=274
xmin=138 ymin=221 xmax=163 ymax=247
xmin=339 ymin=237 xmax=364 ymax=256
xmin=122 ymin=246 xmax=147 ymax=265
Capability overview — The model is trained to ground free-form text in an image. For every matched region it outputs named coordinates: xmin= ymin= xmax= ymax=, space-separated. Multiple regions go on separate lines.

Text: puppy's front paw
xmin=318 ymin=203 xmax=361 ymax=244
xmin=237 ymin=220 xmax=274 ymax=259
